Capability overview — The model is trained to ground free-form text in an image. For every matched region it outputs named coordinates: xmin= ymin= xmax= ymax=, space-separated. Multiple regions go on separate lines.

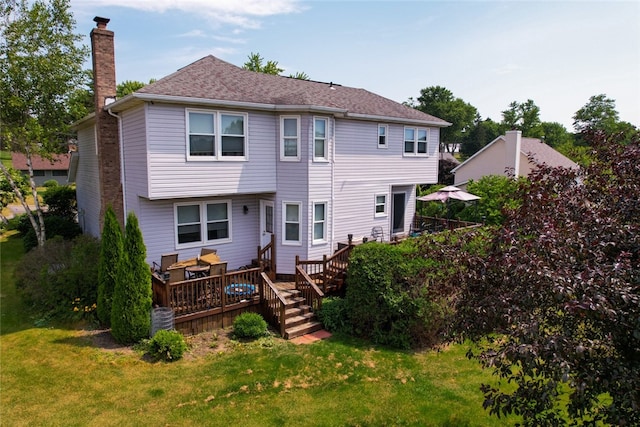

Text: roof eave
xmin=346 ymin=112 xmax=452 ymax=127
xmin=109 ymin=93 xmax=349 ymax=115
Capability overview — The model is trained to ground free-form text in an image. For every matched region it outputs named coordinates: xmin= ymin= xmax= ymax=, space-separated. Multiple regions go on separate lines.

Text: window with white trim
xmin=314 ymin=117 xmax=328 ymax=161
xmin=186 ymin=109 xmax=246 ymax=160
xmin=313 ymin=202 xmax=327 ymax=242
xmin=281 ymin=116 xmax=300 ymax=161
xmin=188 ymin=111 xmax=215 ymax=157
xmin=220 ymin=113 xmax=245 ymax=157
xmin=378 ymin=124 xmax=388 ymax=148
xmin=404 ymin=127 xmax=430 ymax=156
xmin=283 ymin=202 xmax=301 ymax=244
xmin=374 ymin=194 xmax=387 ymax=217
xmin=175 ymin=200 xmax=232 ymax=247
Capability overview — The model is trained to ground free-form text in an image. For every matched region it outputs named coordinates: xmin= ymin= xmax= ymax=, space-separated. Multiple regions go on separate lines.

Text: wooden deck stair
xmin=280 ymin=288 xmax=322 ymax=339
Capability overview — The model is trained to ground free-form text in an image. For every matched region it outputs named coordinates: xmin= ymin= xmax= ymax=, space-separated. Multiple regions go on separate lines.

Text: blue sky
xmin=70 ymin=0 xmax=639 ymax=131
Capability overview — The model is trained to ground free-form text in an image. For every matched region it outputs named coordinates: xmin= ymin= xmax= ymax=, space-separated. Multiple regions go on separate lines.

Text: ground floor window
xmin=175 ymin=200 xmax=231 ymax=247
xmin=283 ymin=202 xmax=301 ymax=245
xmin=313 ymin=202 xmax=327 ymax=243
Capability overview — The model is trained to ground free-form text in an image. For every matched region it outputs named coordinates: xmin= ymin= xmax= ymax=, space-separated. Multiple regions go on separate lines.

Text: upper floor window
xmin=313 ymin=202 xmax=327 ymax=243
xmin=175 ymin=200 xmax=232 ymax=247
xmin=186 ymin=109 xmax=246 ymax=160
xmin=188 ymin=111 xmax=215 ymax=156
xmin=378 ymin=124 xmax=388 ymax=148
xmin=374 ymin=194 xmax=387 ymax=217
xmin=281 ymin=116 xmax=300 ymax=161
xmin=283 ymin=202 xmax=301 ymax=245
xmin=314 ymin=118 xmax=329 ymax=161
xmin=404 ymin=127 xmax=430 ymax=156
xmin=220 ymin=114 xmax=245 ymax=157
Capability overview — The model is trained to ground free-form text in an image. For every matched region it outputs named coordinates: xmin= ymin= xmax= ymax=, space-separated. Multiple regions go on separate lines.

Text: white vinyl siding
xmin=282 ymin=201 xmax=301 ymax=245
xmin=146 ymin=105 xmax=276 ymax=198
xmin=280 ymin=116 xmax=300 ymax=161
xmin=186 ymin=109 xmax=247 ymax=161
xmin=175 ymin=200 xmax=232 ymax=248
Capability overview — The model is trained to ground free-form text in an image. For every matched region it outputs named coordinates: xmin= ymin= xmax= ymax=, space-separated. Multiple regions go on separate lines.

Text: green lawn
xmin=0 ymin=231 xmax=516 ymax=426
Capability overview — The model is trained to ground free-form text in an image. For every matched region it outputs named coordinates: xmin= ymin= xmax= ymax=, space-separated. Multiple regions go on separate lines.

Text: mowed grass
xmin=1 ymin=232 xmax=515 ymax=426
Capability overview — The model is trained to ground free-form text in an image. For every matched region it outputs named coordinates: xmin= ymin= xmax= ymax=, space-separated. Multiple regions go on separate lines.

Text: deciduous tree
xmin=456 ymin=130 xmax=640 ymax=426
xmin=0 ymin=0 xmax=88 ymax=247
xmin=411 ymin=86 xmax=478 ymax=153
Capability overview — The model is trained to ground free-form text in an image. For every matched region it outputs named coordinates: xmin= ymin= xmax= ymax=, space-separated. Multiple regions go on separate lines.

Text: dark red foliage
xmin=455 ymin=130 xmax=639 ymax=426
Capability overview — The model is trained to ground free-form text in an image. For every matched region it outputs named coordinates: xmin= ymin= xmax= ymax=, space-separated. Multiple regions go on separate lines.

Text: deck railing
xmin=295 ymin=244 xmax=352 ymax=293
xmin=260 ymin=272 xmax=287 ymax=337
xmin=153 ymin=267 xmax=263 ymax=318
xmin=295 ymin=266 xmax=324 ymax=312
xmin=412 ymin=215 xmax=483 ymax=234
xmin=257 ymin=234 xmax=276 ymax=280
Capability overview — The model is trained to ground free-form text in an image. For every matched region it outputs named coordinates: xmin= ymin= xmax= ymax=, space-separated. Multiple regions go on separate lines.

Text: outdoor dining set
xmin=152 ymin=248 xmax=228 ymax=283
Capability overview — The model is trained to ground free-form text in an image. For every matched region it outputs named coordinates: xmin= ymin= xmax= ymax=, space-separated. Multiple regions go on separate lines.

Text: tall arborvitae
xmin=96 ymin=206 xmax=123 ymax=327
xmin=111 ymin=212 xmax=152 ymax=344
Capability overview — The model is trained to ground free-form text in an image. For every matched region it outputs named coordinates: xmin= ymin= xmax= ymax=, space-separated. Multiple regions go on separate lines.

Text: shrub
xmin=233 ymin=312 xmax=268 ymax=339
xmin=97 ymin=206 xmax=122 ymax=327
xmin=148 ymin=330 xmax=187 ymax=362
xmin=22 ymin=214 xmax=82 ymax=252
xmin=345 ymin=242 xmax=426 ymax=349
xmin=317 ymin=297 xmax=350 ymax=333
xmin=42 ymin=185 xmax=76 ymax=219
xmin=42 ymin=179 xmax=59 ymax=188
xmin=111 ymin=213 xmax=152 ymax=345
xmin=15 ymin=235 xmax=100 ymax=321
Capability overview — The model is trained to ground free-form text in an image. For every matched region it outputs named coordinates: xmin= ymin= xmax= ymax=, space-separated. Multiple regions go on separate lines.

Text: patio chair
xmin=167 ymin=265 xmax=186 ymax=283
xmin=153 ymin=252 xmax=178 ymax=274
xmin=200 ymin=247 xmax=217 ymax=256
xmin=209 ymin=261 xmax=227 ymax=277
xmin=371 ymin=226 xmax=384 ymax=242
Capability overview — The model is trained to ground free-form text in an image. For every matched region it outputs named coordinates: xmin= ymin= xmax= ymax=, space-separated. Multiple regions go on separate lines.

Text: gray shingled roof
xmin=134 ymin=55 xmax=449 ymax=126
xmin=521 ymin=137 xmax=578 ymax=169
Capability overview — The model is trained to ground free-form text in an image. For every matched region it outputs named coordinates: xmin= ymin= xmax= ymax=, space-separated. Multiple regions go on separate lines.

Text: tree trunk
xmin=0 ymin=149 xmax=46 ymax=246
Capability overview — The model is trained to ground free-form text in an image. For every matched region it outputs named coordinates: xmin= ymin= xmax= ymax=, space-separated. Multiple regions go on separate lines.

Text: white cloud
xmin=494 ymin=63 xmax=522 ymax=76
xmin=73 ymin=0 xmax=303 ymax=28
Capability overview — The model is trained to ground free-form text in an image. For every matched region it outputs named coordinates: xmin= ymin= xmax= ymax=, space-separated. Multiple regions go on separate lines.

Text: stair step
xmin=285 ymin=305 xmax=311 ymax=318
xmin=285 ymin=321 xmax=323 ymax=339
xmin=284 ymin=296 xmax=305 ymax=306
xmin=285 ymin=312 xmax=316 ymax=328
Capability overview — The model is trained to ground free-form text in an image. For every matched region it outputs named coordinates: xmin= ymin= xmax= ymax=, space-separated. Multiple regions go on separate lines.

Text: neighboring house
xmin=11 ymin=152 xmax=71 ymax=186
xmin=452 ymin=130 xmax=578 ymax=189
xmin=71 ymin=17 xmax=450 ymax=274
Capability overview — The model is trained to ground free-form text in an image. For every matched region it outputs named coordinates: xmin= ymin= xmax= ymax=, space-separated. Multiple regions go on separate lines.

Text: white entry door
xmin=259 ymin=200 xmax=275 ymax=248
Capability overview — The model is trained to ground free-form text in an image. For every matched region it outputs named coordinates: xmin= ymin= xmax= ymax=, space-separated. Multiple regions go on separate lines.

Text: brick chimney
xmin=91 ymin=17 xmax=124 ymax=229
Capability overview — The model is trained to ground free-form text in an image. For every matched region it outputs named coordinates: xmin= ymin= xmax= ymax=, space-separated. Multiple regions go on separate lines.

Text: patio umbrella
xmin=417 ymin=185 xmax=480 ymax=202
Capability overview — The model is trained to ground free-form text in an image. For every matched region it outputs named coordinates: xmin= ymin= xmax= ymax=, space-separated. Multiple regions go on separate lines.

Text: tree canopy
xmin=455 ymin=130 xmax=640 ymax=425
xmin=242 ymin=52 xmax=309 ymax=80
xmin=410 ymin=86 xmax=478 ymax=153
xmin=0 ymin=0 xmax=88 ymax=247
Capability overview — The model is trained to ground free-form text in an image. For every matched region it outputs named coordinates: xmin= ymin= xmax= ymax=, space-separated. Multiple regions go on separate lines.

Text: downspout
xmin=330 ymin=117 xmax=336 ymax=247
xmin=107 ymin=107 xmax=127 ymax=225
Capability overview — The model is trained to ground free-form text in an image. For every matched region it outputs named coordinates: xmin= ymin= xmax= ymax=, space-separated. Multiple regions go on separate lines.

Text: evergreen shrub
xmin=111 ymin=213 xmax=152 ymax=345
xmin=317 ymin=297 xmax=350 ymax=333
xmin=233 ymin=312 xmax=268 ymax=339
xmin=148 ymin=330 xmax=187 ymax=362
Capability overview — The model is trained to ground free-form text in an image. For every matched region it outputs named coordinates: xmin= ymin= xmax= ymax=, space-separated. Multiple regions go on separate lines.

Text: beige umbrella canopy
xmin=417 ymin=186 xmax=480 ymax=203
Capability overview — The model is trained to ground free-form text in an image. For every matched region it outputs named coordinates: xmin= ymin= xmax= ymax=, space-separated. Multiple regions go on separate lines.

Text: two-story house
xmin=72 ymin=17 xmax=450 ymax=275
